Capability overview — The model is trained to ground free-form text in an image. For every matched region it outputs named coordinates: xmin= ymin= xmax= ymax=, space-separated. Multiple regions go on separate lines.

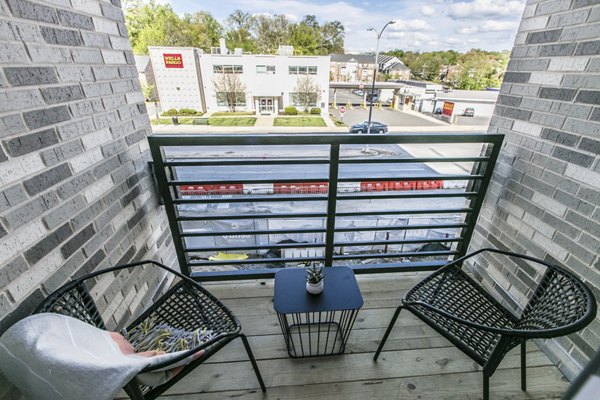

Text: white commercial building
xmin=149 ymin=46 xmax=330 ymax=115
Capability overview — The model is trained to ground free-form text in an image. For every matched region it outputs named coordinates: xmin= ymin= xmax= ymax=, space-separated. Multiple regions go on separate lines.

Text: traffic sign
xmin=339 ymin=106 xmax=346 ymax=114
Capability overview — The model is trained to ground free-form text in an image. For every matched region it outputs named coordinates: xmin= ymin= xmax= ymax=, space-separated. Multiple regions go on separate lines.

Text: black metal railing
xmin=148 ymin=133 xmax=503 ymax=281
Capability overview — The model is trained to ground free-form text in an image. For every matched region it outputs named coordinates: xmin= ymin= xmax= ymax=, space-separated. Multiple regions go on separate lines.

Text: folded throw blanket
xmin=0 ymin=313 xmax=194 ymax=400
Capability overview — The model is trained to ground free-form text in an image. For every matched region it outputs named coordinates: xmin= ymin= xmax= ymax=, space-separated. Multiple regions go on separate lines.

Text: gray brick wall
xmin=473 ymin=0 xmax=600 ymax=381
xmin=0 ymin=0 xmax=175 ymax=397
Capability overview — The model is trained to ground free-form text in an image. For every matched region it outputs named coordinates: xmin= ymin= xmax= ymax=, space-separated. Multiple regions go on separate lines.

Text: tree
xmin=321 ymin=21 xmax=345 ymax=54
xmin=141 ymin=83 xmax=155 ymax=101
xmin=213 ymin=74 xmax=247 ymax=112
xmin=289 ymin=17 xmax=322 ymax=55
xmin=293 ymin=76 xmax=321 ymax=112
xmin=184 ymin=12 xmax=223 ymax=52
xmin=225 ymin=10 xmax=256 ymax=53
xmin=254 ymin=14 xmax=290 ymax=54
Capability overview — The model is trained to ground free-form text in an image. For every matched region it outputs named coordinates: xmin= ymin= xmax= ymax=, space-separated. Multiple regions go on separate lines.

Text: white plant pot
xmin=306 ymin=280 xmax=324 ymax=295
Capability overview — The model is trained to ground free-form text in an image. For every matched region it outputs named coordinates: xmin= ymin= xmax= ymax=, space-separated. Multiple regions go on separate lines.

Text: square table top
xmin=274 ymin=266 xmax=364 ymax=314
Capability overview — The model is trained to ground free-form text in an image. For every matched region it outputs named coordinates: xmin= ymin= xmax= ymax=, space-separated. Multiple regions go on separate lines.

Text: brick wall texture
xmin=472 ymin=0 xmax=600 ymax=381
xmin=0 ymin=0 xmax=175 ymax=397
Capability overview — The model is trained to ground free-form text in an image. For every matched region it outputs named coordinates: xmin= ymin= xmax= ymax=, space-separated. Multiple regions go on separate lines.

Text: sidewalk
xmin=151 ymin=123 xmax=488 ymax=134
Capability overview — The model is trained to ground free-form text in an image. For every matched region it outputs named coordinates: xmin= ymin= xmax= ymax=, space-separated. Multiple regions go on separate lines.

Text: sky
xmin=168 ymin=0 xmax=526 ymax=53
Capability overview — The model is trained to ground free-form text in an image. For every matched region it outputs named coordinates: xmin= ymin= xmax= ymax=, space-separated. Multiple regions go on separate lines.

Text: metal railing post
xmin=324 ymin=144 xmax=340 ymax=267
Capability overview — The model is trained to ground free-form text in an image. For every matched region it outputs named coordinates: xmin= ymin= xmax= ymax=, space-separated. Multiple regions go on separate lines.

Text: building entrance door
xmin=259 ymin=97 xmax=274 ymax=114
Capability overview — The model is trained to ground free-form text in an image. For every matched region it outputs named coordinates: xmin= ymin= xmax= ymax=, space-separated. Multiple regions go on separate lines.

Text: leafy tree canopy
xmin=383 ymin=48 xmax=509 ymax=90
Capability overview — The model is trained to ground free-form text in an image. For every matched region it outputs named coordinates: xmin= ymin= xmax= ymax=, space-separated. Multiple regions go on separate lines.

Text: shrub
xmin=310 ymin=107 xmax=321 ymax=115
xmin=284 ymin=106 xmax=298 ymax=115
xmin=162 ymin=108 xmax=178 ymax=116
xmin=178 ymin=108 xmax=198 ymax=115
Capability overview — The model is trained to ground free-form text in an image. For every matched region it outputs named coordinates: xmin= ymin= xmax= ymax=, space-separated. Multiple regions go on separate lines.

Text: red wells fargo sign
xmin=163 ymin=53 xmax=183 ymax=68
xmin=442 ymin=101 xmax=455 ymax=117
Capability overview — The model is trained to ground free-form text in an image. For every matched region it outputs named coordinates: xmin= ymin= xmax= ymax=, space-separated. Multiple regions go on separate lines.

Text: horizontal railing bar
xmin=173 ymin=192 xmax=477 ymax=204
xmin=340 ymin=156 xmax=489 ymax=164
xmin=164 ymin=156 xmax=489 ymax=167
xmin=335 ymin=237 xmax=462 ymax=247
xmin=337 ymin=175 xmax=484 ymax=182
xmin=350 ymin=260 xmax=448 ymax=274
xmin=185 ymin=242 xmax=325 ymax=252
xmin=336 ymin=208 xmax=472 ymax=217
xmin=177 ymin=212 xmax=327 ymax=221
xmin=174 ymin=195 xmax=328 ymax=204
xmin=164 ymin=158 xmax=330 ymax=166
xmin=149 ymin=133 xmax=504 ymax=146
xmin=169 ymin=178 xmax=329 ymax=186
xmin=334 ymin=223 xmax=467 ymax=232
xmin=184 ymin=237 xmax=461 ymax=253
xmin=338 ymin=192 xmax=478 ymax=201
xmin=333 ymin=250 xmax=459 ymax=260
xmin=181 ymin=228 xmax=327 ymax=237
xmin=189 ymin=261 xmax=447 ymax=281
xmin=189 ymin=256 xmax=326 ymax=267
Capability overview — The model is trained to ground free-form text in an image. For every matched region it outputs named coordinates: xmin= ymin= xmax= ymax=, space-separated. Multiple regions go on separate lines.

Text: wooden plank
xmin=158 ymin=365 xmax=567 ymax=400
xmin=162 ymin=345 xmax=554 ymax=395
xmin=235 ymin=307 xmax=428 ymax=336
xmin=202 ymin=273 xmax=424 ymax=300
xmin=203 ymin=326 xmax=452 ymax=363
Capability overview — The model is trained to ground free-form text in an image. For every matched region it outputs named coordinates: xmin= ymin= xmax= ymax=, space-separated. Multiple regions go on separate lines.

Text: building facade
xmin=149 ymin=46 xmax=330 ymax=115
xmin=330 ymin=54 xmax=410 ymax=82
xmin=198 ymin=51 xmax=330 ymax=115
xmin=148 ymin=47 xmax=205 ymax=113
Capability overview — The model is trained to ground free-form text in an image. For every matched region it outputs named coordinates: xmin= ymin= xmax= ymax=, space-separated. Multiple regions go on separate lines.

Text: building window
xmin=256 ymin=65 xmax=276 ymax=74
xmin=213 ymin=65 xmax=243 ymax=74
xmin=289 ymin=66 xmax=318 ymax=75
xmin=289 ymin=92 xmax=317 ymax=107
xmin=216 ymin=92 xmax=246 ymax=106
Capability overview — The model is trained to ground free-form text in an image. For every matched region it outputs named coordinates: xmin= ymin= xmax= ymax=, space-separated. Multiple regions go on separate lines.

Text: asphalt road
xmin=168 ymin=144 xmax=440 ymax=181
xmin=330 ymin=107 xmax=442 ymax=128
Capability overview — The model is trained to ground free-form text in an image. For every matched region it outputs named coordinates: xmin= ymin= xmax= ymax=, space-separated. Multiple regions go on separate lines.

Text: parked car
xmin=349 ymin=121 xmax=388 ymax=134
xmin=366 ymin=94 xmax=379 ymax=104
xmin=463 ymin=108 xmax=475 ymax=117
xmin=354 ymin=90 xmax=364 ymax=96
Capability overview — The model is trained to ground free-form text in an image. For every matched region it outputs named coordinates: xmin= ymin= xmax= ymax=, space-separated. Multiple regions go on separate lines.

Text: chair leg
xmin=373 ymin=306 xmax=403 ymax=361
xmin=124 ymin=380 xmax=145 ymax=400
xmin=483 ymin=373 xmax=489 ymax=400
xmin=240 ymin=334 xmax=267 ymax=393
xmin=521 ymin=341 xmax=527 ymax=391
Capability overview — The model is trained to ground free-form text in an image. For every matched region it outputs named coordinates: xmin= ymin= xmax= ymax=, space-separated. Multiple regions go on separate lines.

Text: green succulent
xmin=305 ymin=263 xmax=324 ymax=284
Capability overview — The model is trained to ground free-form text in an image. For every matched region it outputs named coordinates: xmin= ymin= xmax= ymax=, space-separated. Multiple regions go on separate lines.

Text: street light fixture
xmin=364 ymin=20 xmax=395 ymax=153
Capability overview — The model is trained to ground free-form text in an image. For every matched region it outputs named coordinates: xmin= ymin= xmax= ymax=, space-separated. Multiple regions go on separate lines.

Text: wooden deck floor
xmin=160 ymin=272 xmax=569 ymax=399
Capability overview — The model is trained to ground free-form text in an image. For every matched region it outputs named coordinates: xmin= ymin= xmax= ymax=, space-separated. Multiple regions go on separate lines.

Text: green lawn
xmin=208 ymin=117 xmax=256 ymax=126
xmin=151 ymin=118 xmax=196 ymax=125
xmin=274 ymin=117 xmax=326 ymax=127
xmin=211 ymin=111 xmax=256 ymax=116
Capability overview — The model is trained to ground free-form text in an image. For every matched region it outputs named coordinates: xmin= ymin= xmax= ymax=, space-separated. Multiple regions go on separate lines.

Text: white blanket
xmin=0 ymin=313 xmax=191 ymax=400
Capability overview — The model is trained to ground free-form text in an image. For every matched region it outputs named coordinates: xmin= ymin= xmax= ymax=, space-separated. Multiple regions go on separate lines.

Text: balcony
xmin=148 ymin=271 xmax=568 ymax=399
xmin=148 ymin=133 xmax=502 ymax=280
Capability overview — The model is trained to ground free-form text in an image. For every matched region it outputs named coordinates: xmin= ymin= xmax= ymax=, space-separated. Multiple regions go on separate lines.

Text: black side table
xmin=274 ymin=266 xmax=363 ymax=358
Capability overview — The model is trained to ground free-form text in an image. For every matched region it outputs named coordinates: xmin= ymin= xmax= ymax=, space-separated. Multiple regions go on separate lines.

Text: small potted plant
xmin=305 ymin=263 xmax=325 ymax=295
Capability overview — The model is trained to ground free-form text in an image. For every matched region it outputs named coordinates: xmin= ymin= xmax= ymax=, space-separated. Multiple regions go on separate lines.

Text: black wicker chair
xmin=34 ymin=260 xmax=266 ymax=400
xmin=373 ymin=248 xmax=597 ymax=400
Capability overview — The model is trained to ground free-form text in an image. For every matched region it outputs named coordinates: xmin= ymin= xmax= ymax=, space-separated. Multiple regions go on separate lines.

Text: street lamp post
xmin=364 ymin=20 xmax=395 ymax=153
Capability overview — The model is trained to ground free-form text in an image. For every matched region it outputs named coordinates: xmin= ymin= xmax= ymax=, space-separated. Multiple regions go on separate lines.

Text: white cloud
xmin=457 ymin=20 xmax=519 ymax=34
xmin=387 ymin=19 xmax=431 ymax=32
xmin=447 ymin=0 xmax=525 ymax=20
xmin=420 ymin=5 xmax=436 ymax=17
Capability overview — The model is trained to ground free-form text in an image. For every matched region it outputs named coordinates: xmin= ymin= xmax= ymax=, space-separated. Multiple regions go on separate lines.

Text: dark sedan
xmin=349 ymin=121 xmax=388 ymax=134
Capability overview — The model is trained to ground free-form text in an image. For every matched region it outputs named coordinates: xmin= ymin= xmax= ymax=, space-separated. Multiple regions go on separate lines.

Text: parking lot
xmin=330 ymin=106 xmax=443 ymax=128
xmin=330 ymin=89 xmax=492 ymax=129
